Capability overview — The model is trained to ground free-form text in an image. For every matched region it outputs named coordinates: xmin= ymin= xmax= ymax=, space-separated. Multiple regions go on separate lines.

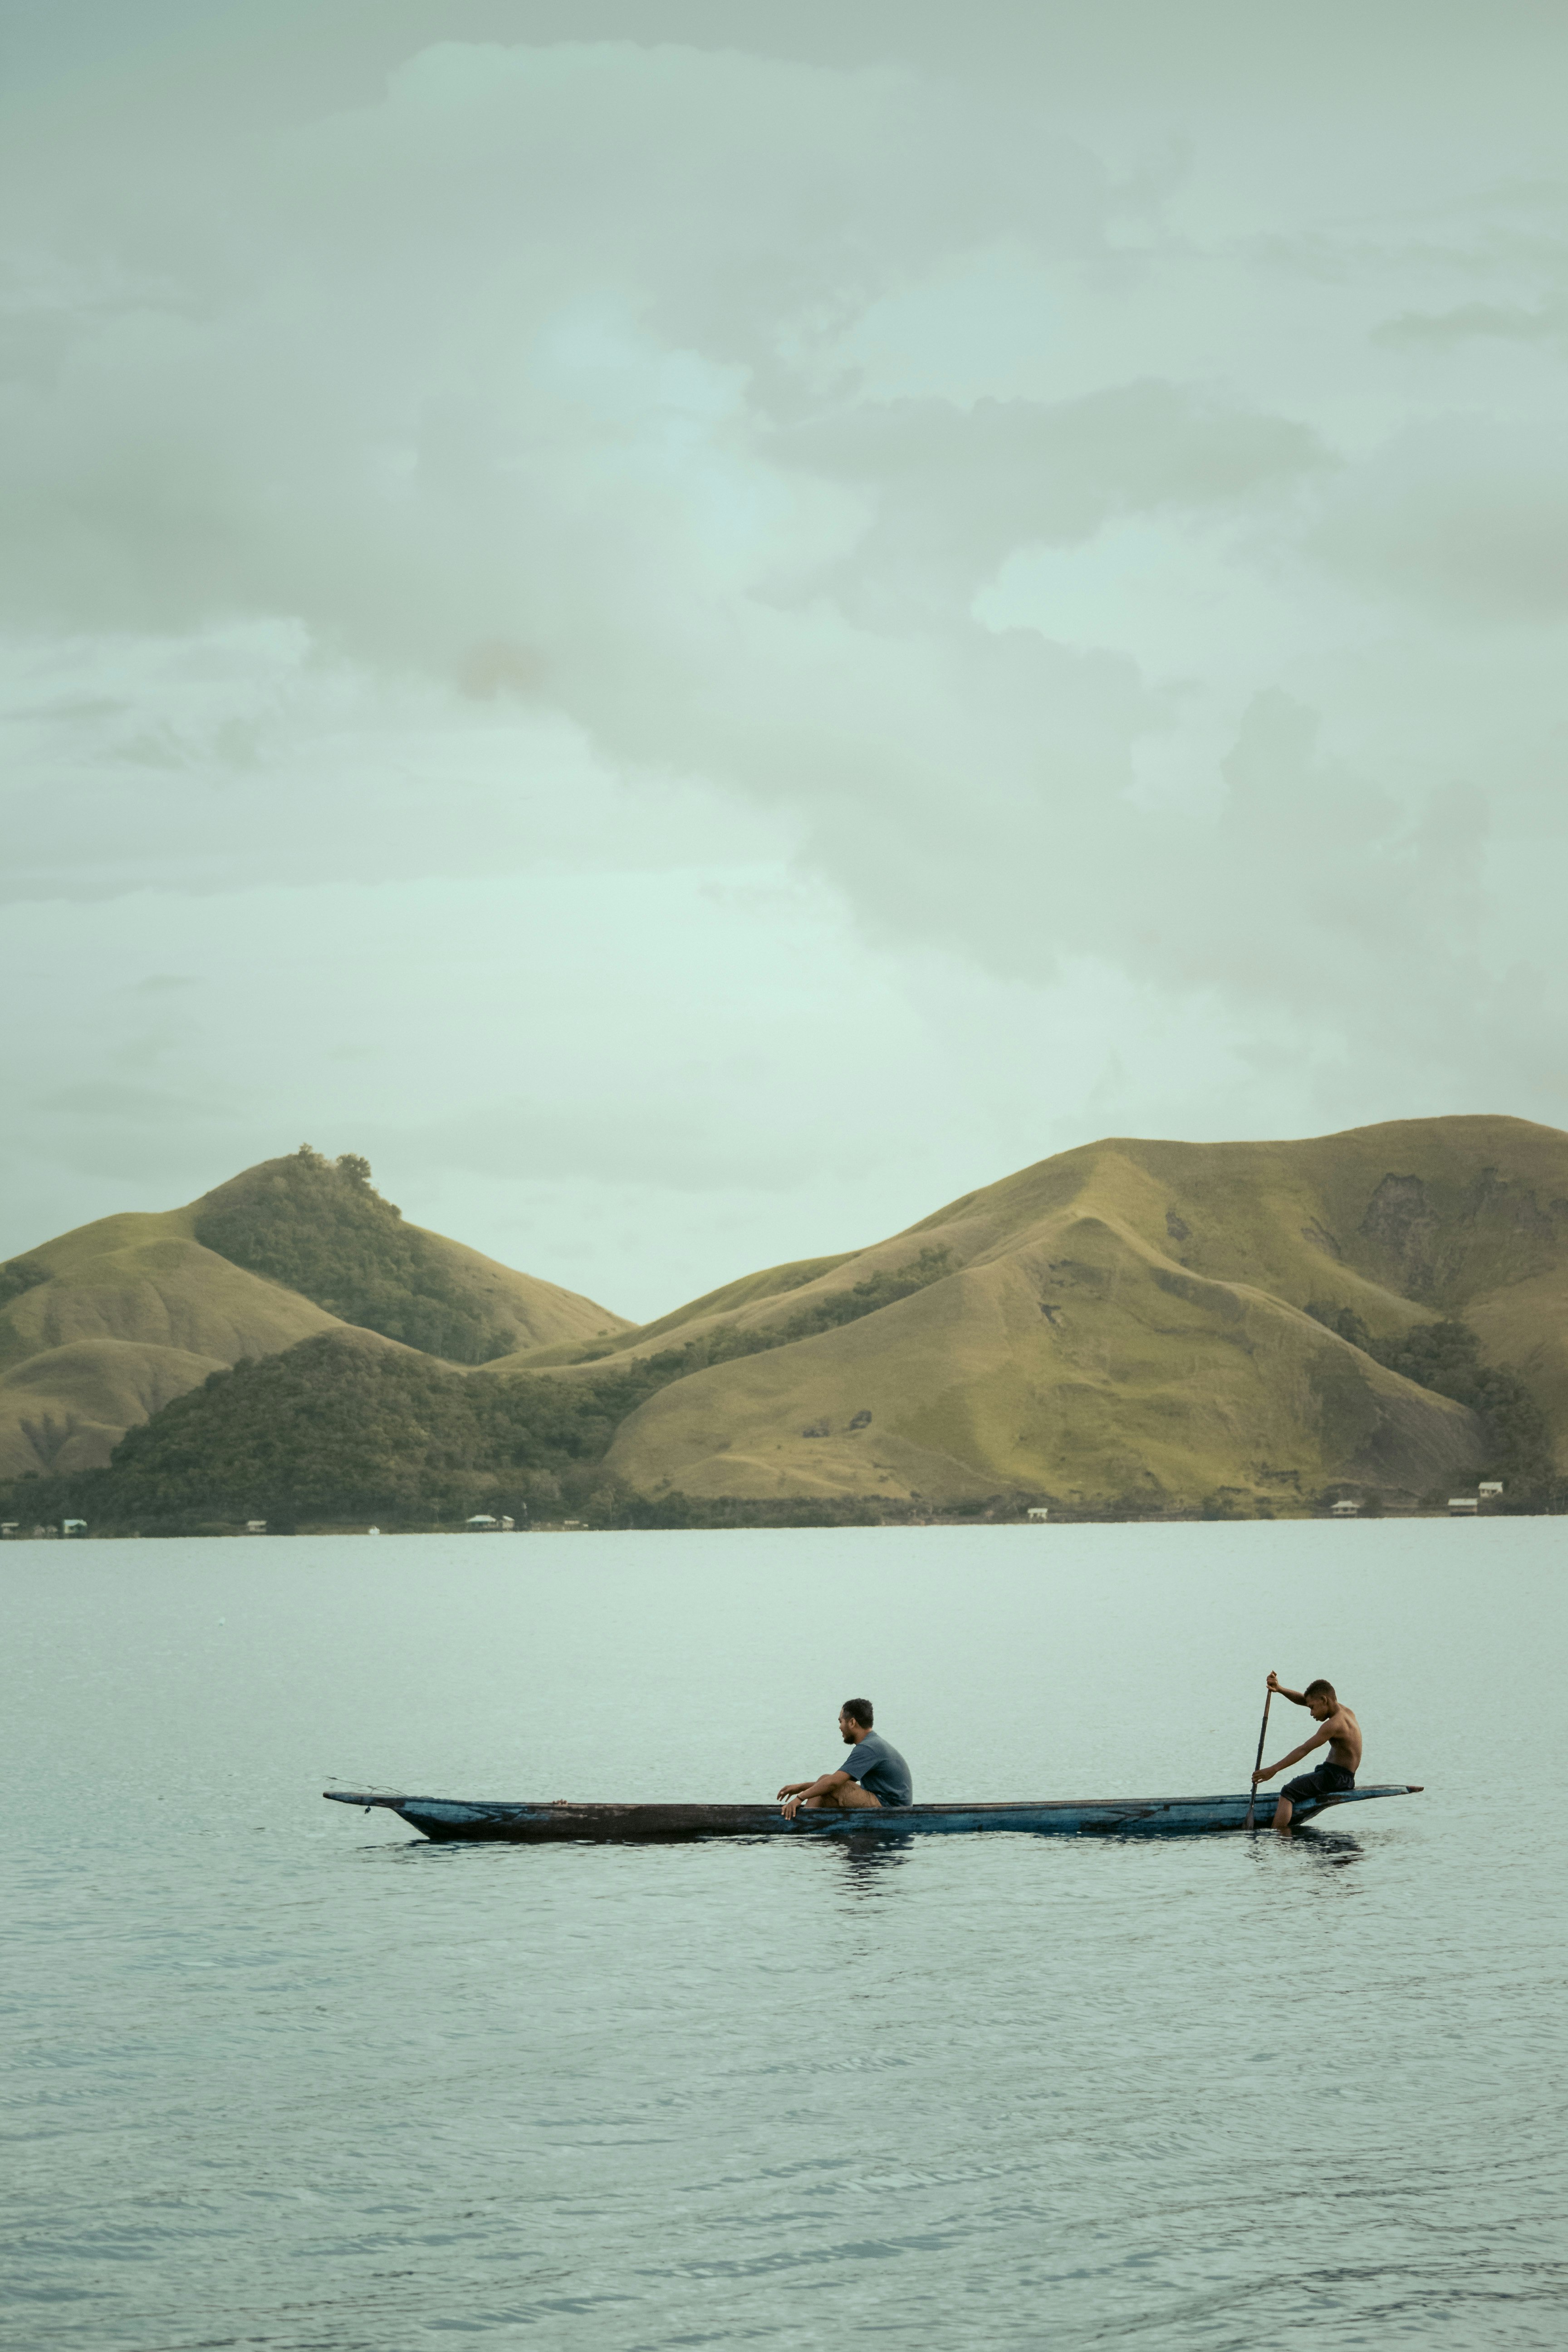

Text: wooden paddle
xmin=1243 ymin=1682 xmax=1273 ymax=1832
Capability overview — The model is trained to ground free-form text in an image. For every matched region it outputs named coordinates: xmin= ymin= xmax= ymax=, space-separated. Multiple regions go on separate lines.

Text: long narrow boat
xmin=324 ymin=1786 xmax=1422 ymax=1842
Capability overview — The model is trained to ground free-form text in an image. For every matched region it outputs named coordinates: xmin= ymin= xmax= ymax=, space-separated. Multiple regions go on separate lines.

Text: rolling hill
xmin=586 ymin=1114 xmax=1568 ymax=1510
xmin=4 ymin=1116 xmax=1565 ymax=1524
xmin=0 ymin=1148 xmax=629 ymax=1479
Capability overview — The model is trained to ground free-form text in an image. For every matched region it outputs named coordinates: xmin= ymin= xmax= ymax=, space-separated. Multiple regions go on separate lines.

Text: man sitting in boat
xmin=1252 ymin=1673 xmax=1362 ymax=1831
xmin=778 ymin=1699 xmax=912 ymax=1819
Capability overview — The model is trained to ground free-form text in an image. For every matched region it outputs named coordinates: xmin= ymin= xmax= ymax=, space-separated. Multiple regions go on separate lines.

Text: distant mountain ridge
xmin=4 ymin=1115 xmax=1567 ymax=1521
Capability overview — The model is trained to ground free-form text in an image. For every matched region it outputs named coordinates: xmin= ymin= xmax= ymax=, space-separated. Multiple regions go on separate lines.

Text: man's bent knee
xmin=805 ymin=1782 xmax=881 ymax=1811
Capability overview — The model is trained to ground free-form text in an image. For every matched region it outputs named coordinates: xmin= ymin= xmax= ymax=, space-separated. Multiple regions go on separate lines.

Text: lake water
xmin=4 ymin=1522 xmax=1564 ymax=2350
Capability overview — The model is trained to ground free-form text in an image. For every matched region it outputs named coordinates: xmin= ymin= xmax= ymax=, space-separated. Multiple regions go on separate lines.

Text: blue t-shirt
xmin=841 ymin=1733 xmax=912 ymax=1809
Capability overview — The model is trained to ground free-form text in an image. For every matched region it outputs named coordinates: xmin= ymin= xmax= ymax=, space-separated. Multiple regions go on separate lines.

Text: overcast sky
xmin=3 ymin=1 xmax=1565 ymax=1318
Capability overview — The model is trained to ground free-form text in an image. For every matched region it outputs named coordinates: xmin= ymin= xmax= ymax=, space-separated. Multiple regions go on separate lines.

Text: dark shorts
xmin=1281 ymin=1761 xmax=1356 ymax=1807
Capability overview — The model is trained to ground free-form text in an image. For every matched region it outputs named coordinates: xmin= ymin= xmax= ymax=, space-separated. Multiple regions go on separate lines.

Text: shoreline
xmin=1 ymin=1499 xmax=1530 ymax=1539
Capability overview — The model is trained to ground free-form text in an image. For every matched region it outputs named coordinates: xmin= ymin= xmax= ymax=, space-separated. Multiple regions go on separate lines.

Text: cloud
xmin=31 ymin=1079 xmax=230 ymax=1122
xmin=0 ymin=44 xmax=1105 ymax=647
xmin=1312 ymin=422 xmax=1568 ymax=619
xmin=1374 ymin=301 xmax=1567 ymax=350
xmin=767 ymin=383 xmax=1329 ymax=612
xmin=3 ymin=12 xmax=1568 ymax=1300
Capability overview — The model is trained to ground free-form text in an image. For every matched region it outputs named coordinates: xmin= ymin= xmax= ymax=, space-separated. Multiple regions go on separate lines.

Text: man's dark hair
xmin=843 ymin=1697 xmax=873 ymax=1729
xmin=1304 ymin=1678 xmax=1337 ymax=1703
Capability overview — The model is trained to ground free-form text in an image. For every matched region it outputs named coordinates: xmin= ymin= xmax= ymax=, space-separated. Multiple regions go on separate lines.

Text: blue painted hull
xmin=325 ymin=1787 xmax=1422 ymax=1842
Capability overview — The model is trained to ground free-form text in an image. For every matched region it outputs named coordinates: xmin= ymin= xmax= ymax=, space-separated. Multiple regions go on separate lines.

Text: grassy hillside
xmin=6 ymin=1116 xmax=1564 ymax=1526
xmin=607 ymin=1252 xmax=862 ymax=1349
xmin=600 ymin=1116 xmax=1568 ymax=1509
xmin=0 ymin=1152 xmax=627 ymax=1476
xmin=0 ymin=1339 xmax=232 ymax=1483
xmin=0 ymin=1328 xmax=890 ymax=1534
xmin=480 ymin=1251 xmax=865 ymax=1371
xmin=0 ymin=1210 xmax=337 ymax=1475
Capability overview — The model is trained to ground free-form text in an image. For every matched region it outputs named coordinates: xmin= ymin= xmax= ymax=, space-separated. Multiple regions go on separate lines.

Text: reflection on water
xmin=3 ymin=1526 xmax=1563 ymax=2352
xmin=1294 ymin=1828 xmax=1363 ymax=1867
xmin=824 ymin=1831 xmax=916 ymax=1893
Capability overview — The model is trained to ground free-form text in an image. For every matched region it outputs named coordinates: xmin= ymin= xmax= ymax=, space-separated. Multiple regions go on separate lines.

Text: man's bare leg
xmin=1272 ymin=1796 xmax=1294 ymax=1833
xmin=803 ymin=1781 xmax=882 ymax=1811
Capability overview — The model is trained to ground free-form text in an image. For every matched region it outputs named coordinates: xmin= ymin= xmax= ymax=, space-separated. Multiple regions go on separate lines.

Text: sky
xmin=3 ymin=0 xmax=1566 ymax=1320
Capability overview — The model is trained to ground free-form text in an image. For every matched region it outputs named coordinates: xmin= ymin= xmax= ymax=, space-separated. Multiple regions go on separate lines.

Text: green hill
xmin=596 ymin=1115 xmax=1568 ymax=1510
xmin=6 ymin=1116 xmax=1567 ymax=1529
xmin=191 ymin=1147 xmax=623 ymax=1364
xmin=0 ymin=1150 xmax=628 ymax=1478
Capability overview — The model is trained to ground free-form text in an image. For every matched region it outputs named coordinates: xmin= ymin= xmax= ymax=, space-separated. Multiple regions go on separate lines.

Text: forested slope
xmin=0 ymin=1149 xmax=626 ymax=1477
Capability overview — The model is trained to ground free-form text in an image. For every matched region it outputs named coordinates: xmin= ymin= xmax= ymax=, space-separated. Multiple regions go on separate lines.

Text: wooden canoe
xmin=324 ymin=1786 xmax=1423 ymax=1842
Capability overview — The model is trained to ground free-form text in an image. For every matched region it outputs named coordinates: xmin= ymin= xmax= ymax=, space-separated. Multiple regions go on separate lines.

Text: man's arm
xmin=1266 ymin=1671 xmax=1310 ymax=1707
xmin=779 ymin=1769 xmax=850 ymax=1818
xmin=1254 ymin=1725 xmax=1329 ymax=1783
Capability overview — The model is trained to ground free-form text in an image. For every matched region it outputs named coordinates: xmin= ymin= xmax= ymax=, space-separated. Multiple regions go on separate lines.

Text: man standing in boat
xmin=1252 ymin=1672 xmax=1362 ymax=1830
xmin=778 ymin=1699 xmax=913 ymax=1818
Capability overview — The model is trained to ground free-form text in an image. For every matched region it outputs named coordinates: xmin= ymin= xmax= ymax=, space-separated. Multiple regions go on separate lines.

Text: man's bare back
xmin=1312 ymin=1696 xmax=1361 ymax=1773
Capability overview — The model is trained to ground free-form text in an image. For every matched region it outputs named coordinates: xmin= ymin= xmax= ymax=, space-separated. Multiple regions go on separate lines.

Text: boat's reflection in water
xmin=813 ymin=1820 xmax=1368 ymax=1891
xmin=1295 ymin=1827 xmax=1363 ymax=1868
xmin=382 ymin=1821 xmax=1367 ymax=1881
xmin=1243 ymin=1822 xmax=1364 ymax=1870
xmin=816 ymin=1828 xmax=916 ymax=1896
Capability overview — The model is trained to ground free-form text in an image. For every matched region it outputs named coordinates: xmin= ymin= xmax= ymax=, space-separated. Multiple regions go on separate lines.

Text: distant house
xmin=500 ymin=1515 xmax=515 ymax=1531
xmin=1478 ymin=1481 xmax=1504 ymax=1497
xmin=245 ymin=1520 xmax=267 ymax=1535
xmin=1330 ymin=1499 xmax=1362 ymax=1517
xmin=0 ymin=1522 xmax=18 ymax=1539
xmin=1027 ymin=1506 xmax=1050 ymax=1522
xmin=466 ymin=1514 xmax=500 ymax=1530
xmin=1448 ymin=1497 xmax=1479 ymax=1515
xmin=62 ymin=1519 xmax=87 ymax=1537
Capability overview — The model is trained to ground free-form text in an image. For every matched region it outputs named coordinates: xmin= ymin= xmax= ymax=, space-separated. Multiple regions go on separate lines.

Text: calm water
xmin=4 ymin=1523 xmax=1564 ymax=2350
